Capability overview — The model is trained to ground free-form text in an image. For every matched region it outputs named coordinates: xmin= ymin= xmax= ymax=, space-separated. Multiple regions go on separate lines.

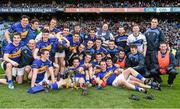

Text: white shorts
xmin=55 ymin=51 xmax=65 ymax=58
xmin=17 ymin=67 xmax=25 ymax=76
xmin=1 ymin=61 xmax=25 ymax=76
xmin=35 ymin=72 xmax=50 ymax=86
xmin=112 ymin=73 xmax=125 ymax=87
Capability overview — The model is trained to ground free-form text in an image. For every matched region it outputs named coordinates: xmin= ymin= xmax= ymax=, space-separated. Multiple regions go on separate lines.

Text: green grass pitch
xmin=0 ymin=68 xmax=179 ymax=108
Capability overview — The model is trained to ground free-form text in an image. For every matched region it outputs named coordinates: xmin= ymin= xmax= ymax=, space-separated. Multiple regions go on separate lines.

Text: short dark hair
xmin=13 ymin=32 xmax=21 ymax=37
xmin=51 ymin=17 xmax=58 ymax=22
xmin=21 ymin=15 xmax=29 ymax=20
xmin=63 ymin=24 xmax=69 ymax=30
xmin=75 ymin=23 xmax=80 ymax=27
xmin=89 ymin=27 xmax=96 ymax=32
xmin=151 ymin=18 xmax=158 ymax=22
xmin=119 ymin=47 xmax=125 ymax=53
xmin=96 ymin=38 xmax=102 ymax=42
xmin=95 ymin=53 xmax=102 ymax=57
xmin=160 ymin=41 xmax=168 ymax=45
xmin=129 ymin=44 xmax=137 ymax=49
xmin=40 ymin=49 xmax=49 ymax=56
xmin=99 ymin=60 xmax=106 ymax=65
xmin=30 ymin=19 xmax=39 ymax=24
xmin=106 ymin=57 xmax=112 ymax=61
xmin=72 ymin=57 xmax=80 ymax=62
xmin=109 ymin=40 xmax=115 ymax=43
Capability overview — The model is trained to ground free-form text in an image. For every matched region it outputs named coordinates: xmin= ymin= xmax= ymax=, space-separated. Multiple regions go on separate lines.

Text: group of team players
xmin=0 ymin=15 xmax=178 ymax=94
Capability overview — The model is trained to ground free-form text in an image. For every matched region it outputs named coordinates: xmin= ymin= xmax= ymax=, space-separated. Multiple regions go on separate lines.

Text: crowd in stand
xmin=0 ymin=0 xmax=179 ymax=8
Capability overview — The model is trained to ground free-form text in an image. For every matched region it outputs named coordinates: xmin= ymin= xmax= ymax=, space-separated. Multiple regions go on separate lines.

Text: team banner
xmin=0 ymin=8 xmax=56 ymax=13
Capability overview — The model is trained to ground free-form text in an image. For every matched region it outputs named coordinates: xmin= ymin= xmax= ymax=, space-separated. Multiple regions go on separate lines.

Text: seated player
xmin=31 ymin=49 xmax=55 ymax=88
xmin=92 ymin=53 xmax=103 ymax=68
xmin=150 ymin=41 xmax=177 ymax=87
xmin=106 ymin=57 xmax=119 ymax=72
xmin=1 ymin=33 xmax=23 ymax=89
xmin=80 ymin=53 xmax=93 ymax=86
xmin=66 ymin=57 xmax=86 ymax=89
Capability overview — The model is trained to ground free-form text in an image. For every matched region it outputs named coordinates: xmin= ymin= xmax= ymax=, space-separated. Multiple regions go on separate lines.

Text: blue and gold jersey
xmin=32 ymin=59 xmax=53 ymax=83
xmin=66 ymin=35 xmax=81 ymax=47
xmin=24 ymin=27 xmax=39 ymax=44
xmin=115 ymin=35 xmax=128 ymax=47
xmin=84 ymin=35 xmax=96 ymax=43
xmin=36 ymin=38 xmax=58 ymax=56
xmin=98 ymin=68 xmax=117 ymax=85
xmin=4 ymin=42 xmax=23 ymax=63
xmin=94 ymin=47 xmax=107 ymax=57
xmin=84 ymin=48 xmax=95 ymax=55
xmin=106 ymin=47 xmax=119 ymax=57
xmin=70 ymin=66 xmax=85 ymax=78
xmin=50 ymin=28 xmax=60 ymax=35
xmin=8 ymin=22 xmax=30 ymax=40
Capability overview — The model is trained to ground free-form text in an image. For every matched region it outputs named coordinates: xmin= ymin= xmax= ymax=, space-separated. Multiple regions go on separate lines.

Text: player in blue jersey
xmin=25 ymin=19 xmax=39 ymax=44
xmin=80 ymin=53 xmax=93 ymax=86
xmin=91 ymin=60 xmax=112 ymax=89
xmin=67 ymin=43 xmax=86 ymax=66
xmin=68 ymin=57 xmax=86 ymax=89
xmin=54 ymin=26 xmax=70 ymax=80
xmin=33 ymin=29 xmax=58 ymax=61
xmin=49 ymin=18 xmax=60 ymax=35
xmin=84 ymin=28 xmax=97 ymax=43
xmin=106 ymin=57 xmax=119 ymax=72
xmin=91 ymin=53 xmax=103 ymax=69
xmin=31 ymin=49 xmax=55 ymax=87
xmin=106 ymin=40 xmax=119 ymax=63
xmin=115 ymin=27 xmax=129 ymax=54
xmin=94 ymin=38 xmax=107 ymax=58
xmin=1 ymin=33 xmax=23 ymax=89
xmin=84 ymin=40 xmax=95 ymax=55
xmin=95 ymin=61 xmax=160 ymax=92
xmin=66 ymin=33 xmax=82 ymax=65
xmin=5 ymin=15 xmax=30 ymax=44
xmin=71 ymin=24 xmax=85 ymax=40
